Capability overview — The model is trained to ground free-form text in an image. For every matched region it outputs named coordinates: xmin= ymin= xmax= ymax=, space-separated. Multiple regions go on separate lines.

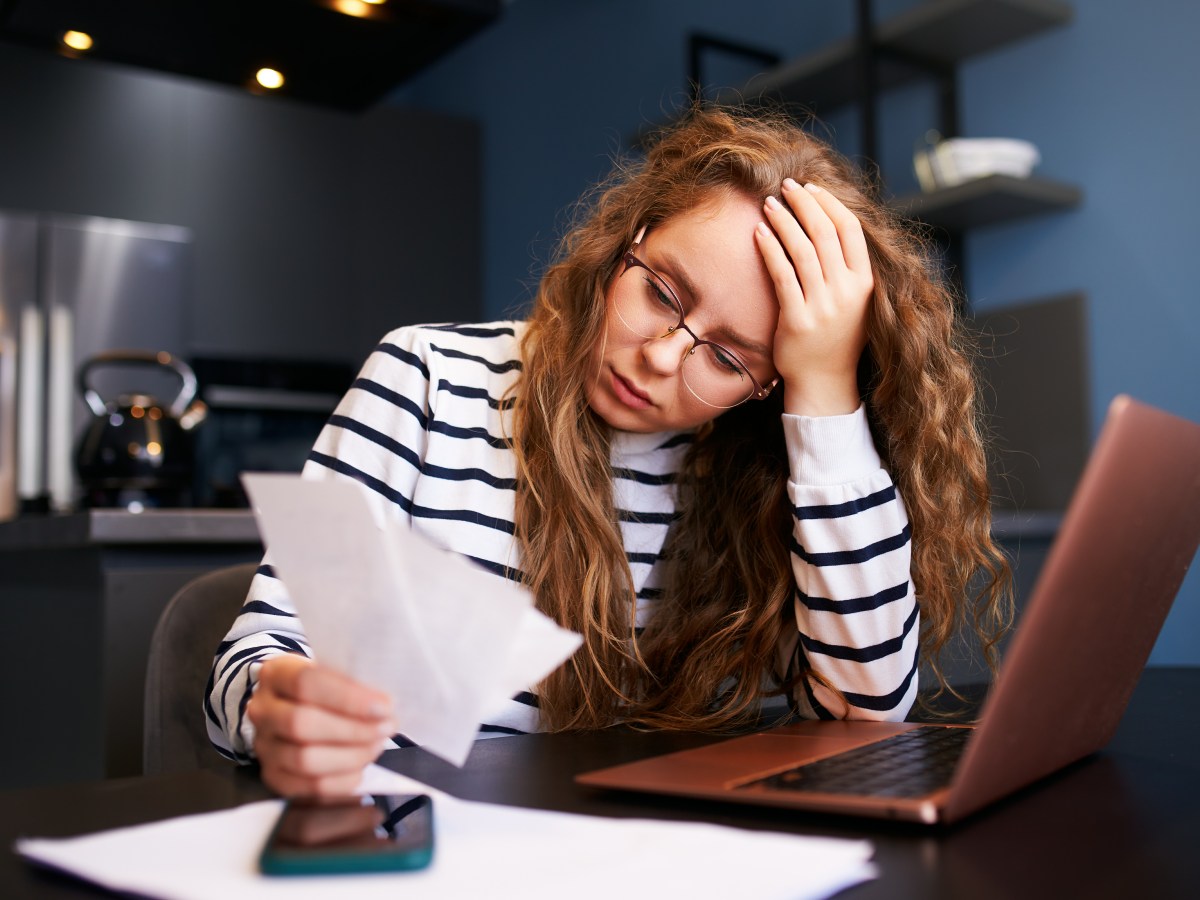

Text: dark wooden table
xmin=4 ymin=667 xmax=1198 ymax=899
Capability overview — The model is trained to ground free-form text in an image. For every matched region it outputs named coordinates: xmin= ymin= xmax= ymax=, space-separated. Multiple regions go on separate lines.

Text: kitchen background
xmin=0 ymin=0 xmax=1195 ymax=724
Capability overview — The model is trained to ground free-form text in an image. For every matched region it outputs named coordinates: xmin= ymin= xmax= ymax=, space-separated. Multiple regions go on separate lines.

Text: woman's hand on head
xmin=755 ymin=178 xmax=874 ymax=417
xmin=247 ymin=653 xmax=396 ymax=797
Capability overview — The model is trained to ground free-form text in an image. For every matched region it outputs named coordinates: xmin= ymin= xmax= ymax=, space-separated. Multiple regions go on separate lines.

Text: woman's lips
xmin=611 ymin=370 xmax=652 ymax=409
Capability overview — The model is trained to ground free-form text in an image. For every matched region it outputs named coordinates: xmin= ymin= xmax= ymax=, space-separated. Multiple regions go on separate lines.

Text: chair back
xmin=143 ymin=562 xmax=257 ymax=775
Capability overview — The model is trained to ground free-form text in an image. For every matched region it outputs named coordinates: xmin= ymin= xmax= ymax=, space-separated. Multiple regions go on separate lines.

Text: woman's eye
xmin=644 ymin=277 xmax=677 ymax=311
xmin=711 ymin=346 xmax=744 ymax=376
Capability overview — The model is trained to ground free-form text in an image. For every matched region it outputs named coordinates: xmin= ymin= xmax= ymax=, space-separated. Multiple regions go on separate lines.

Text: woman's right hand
xmin=247 ymin=653 xmax=396 ymax=797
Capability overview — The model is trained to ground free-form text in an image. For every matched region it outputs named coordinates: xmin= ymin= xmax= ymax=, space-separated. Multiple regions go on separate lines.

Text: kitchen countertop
xmin=0 ymin=507 xmax=1060 ymax=552
xmin=0 ymin=509 xmax=261 ymax=550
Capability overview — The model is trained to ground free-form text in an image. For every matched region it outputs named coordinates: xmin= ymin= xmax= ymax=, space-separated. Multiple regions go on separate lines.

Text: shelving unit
xmin=891 ymin=173 xmax=1082 ymax=230
xmin=747 ymin=0 xmax=1074 ymax=112
xmin=736 ymin=0 xmax=1081 ymax=234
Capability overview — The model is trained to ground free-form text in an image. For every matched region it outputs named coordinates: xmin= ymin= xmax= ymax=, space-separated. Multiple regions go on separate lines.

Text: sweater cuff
xmin=783 ymin=405 xmax=882 ymax=486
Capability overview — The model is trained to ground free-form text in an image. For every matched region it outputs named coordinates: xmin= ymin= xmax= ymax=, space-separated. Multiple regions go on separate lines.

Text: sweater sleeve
xmin=781 ymin=406 xmax=919 ymax=722
xmin=205 ymin=326 xmax=437 ymax=762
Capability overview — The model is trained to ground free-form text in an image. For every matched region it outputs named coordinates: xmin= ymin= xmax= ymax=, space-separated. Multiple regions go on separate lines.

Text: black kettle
xmin=74 ymin=350 xmax=208 ymax=509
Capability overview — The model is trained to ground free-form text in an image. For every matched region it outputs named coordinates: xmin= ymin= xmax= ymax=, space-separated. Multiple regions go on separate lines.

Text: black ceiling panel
xmin=0 ymin=0 xmax=502 ymax=110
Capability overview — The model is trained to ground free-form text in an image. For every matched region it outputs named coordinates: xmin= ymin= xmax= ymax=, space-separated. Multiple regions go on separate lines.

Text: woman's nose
xmin=641 ymin=327 xmax=693 ymax=375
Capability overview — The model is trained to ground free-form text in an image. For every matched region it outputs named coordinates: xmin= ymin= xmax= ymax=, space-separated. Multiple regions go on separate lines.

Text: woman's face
xmin=586 ymin=191 xmax=780 ymax=434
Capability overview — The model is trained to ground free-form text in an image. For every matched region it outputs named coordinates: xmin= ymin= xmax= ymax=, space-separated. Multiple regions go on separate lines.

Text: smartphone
xmin=259 ymin=793 xmax=434 ymax=876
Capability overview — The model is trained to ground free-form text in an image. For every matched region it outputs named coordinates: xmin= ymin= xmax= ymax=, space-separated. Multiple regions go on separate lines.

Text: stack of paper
xmin=17 ymin=767 xmax=877 ymax=899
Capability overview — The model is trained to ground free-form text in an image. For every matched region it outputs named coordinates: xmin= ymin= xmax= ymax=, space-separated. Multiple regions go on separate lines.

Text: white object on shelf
xmin=914 ymin=137 xmax=1041 ymax=192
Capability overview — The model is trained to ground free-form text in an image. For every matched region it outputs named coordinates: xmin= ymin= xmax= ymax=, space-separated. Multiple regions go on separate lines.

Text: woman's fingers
xmin=779 ymin=178 xmax=849 ymax=279
xmin=762 ymin=193 xmax=820 ymax=301
xmin=771 ymin=178 xmax=873 ymax=287
xmin=250 ymin=656 xmax=394 ymax=745
xmin=259 ymin=654 xmax=393 ymax=723
xmin=797 ymin=180 xmax=872 ymax=276
xmin=249 ymin=686 xmax=393 ymax=745
xmin=754 ymin=219 xmax=806 ymax=307
xmin=255 ymin=731 xmax=387 ymax=778
xmin=761 ymin=179 xmax=873 ymax=310
xmin=249 ymin=655 xmax=397 ymax=797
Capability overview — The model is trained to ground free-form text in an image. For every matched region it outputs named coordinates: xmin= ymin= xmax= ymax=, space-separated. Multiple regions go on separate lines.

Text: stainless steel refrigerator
xmin=0 ymin=210 xmax=190 ymax=518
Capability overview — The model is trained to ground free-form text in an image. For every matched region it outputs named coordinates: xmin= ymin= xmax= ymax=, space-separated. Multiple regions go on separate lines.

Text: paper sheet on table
xmin=240 ymin=472 xmax=582 ymax=766
xmin=16 ymin=767 xmax=877 ymax=900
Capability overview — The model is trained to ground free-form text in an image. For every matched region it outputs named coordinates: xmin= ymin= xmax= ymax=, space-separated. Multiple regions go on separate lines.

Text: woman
xmin=207 ymin=106 xmax=1010 ymax=796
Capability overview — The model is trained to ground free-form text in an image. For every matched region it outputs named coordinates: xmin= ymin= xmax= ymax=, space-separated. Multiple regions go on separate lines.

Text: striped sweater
xmin=206 ymin=322 xmax=918 ymax=761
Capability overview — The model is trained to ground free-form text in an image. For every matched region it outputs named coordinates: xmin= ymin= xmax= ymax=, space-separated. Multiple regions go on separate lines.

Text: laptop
xmin=576 ymin=395 xmax=1200 ymax=824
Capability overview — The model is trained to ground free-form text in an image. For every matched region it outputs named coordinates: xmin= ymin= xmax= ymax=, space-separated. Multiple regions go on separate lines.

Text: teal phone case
xmin=259 ymin=794 xmax=434 ymax=876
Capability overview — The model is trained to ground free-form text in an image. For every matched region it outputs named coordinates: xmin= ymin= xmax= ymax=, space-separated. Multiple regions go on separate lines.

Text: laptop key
xmin=740 ymin=726 xmax=972 ymax=798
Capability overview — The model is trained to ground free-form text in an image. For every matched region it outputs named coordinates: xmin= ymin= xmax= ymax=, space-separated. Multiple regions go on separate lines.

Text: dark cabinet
xmin=0 ymin=511 xmax=262 ymax=788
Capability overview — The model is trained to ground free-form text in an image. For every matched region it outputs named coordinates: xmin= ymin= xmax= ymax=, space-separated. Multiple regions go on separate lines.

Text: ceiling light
xmin=333 ymin=0 xmax=374 ymax=18
xmin=61 ymin=30 xmax=93 ymax=52
xmin=255 ymin=68 xmax=285 ymax=90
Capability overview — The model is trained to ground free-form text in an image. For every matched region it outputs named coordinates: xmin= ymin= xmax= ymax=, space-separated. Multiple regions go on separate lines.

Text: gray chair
xmin=143 ymin=562 xmax=258 ymax=775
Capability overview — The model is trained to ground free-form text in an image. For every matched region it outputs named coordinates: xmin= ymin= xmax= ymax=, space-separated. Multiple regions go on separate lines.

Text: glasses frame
xmin=619 ymin=240 xmax=778 ymax=407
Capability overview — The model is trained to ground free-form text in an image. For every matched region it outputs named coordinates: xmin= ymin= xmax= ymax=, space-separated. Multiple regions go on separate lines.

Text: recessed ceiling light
xmin=61 ymin=30 xmax=94 ymax=52
xmin=255 ymin=68 xmax=285 ymax=90
xmin=333 ymin=0 xmax=373 ymax=18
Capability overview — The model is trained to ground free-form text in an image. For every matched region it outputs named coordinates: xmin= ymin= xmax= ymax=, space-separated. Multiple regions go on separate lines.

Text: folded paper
xmin=241 ymin=472 xmax=582 ymax=766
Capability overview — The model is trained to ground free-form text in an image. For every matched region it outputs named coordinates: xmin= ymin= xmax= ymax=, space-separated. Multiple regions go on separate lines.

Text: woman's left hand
xmin=754 ymin=178 xmax=875 ymax=417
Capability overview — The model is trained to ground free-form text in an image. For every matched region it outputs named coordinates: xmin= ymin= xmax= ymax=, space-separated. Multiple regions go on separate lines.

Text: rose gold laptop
xmin=577 ymin=396 xmax=1200 ymax=824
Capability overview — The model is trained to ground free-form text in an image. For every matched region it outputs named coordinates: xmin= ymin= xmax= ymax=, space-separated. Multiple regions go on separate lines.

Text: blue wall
xmin=960 ymin=1 xmax=1200 ymax=664
xmin=395 ymin=0 xmax=1200 ymax=664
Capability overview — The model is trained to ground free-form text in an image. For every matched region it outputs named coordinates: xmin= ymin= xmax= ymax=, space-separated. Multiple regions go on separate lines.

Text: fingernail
xmin=782 ymin=177 xmax=800 ymax=191
xmin=764 ymin=195 xmax=782 ymax=210
xmin=804 ymin=182 xmax=822 ymax=193
xmin=378 ymin=720 xmax=396 ymax=737
xmin=368 ymin=699 xmax=391 ymax=718
xmin=755 ymin=221 xmax=771 ymax=238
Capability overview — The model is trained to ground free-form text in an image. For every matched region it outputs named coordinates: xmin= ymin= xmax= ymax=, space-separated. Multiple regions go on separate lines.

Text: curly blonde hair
xmin=508 ymin=104 xmax=1011 ymax=731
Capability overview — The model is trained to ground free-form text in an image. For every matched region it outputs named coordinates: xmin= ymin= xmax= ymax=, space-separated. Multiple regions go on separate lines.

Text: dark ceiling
xmin=0 ymin=0 xmax=502 ymax=111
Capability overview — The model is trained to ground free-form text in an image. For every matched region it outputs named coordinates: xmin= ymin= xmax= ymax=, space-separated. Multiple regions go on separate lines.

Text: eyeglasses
xmin=613 ymin=242 xmax=777 ymax=409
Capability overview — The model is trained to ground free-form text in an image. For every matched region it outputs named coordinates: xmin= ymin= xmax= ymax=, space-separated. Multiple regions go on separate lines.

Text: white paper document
xmin=16 ymin=767 xmax=877 ymax=900
xmin=240 ymin=472 xmax=582 ymax=766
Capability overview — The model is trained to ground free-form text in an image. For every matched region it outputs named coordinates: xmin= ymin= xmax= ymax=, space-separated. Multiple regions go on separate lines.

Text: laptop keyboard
xmin=740 ymin=726 xmax=972 ymax=798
